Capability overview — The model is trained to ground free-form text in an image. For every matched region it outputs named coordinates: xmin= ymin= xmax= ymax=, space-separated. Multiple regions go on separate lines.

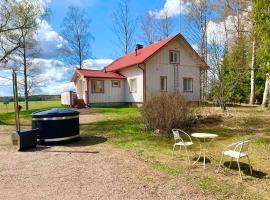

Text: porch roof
xmin=75 ymin=69 xmax=126 ymax=79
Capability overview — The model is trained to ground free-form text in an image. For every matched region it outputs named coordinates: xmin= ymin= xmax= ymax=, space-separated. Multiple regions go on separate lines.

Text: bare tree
xmin=112 ymin=0 xmax=136 ymax=55
xmin=185 ymin=0 xmax=212 ymax=101
xmin=16 ymin=1 xmax=42 ymax=110
xmin=140 ymin=12 xmax=157 ymax=45
xmin=156 ymin=11 xmax=174 ymax=39
xmin=186 ymin=0 xmax=210 ymax=59
xmin=61 ymin=6 xmax=93 ymax=69
xmin=249 ymin=36 xmax=256 ymax=104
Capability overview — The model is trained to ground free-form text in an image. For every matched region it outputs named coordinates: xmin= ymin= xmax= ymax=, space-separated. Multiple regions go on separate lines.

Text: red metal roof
xmin=76 ymin=69 xmax=126 ymax=79
xmin=105 ymin=33 xmax=208 ymax=72
xmin=105 ymin=34 xmax=179 ymax=72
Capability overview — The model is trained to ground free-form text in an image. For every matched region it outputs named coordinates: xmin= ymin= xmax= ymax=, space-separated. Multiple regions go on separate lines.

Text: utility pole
xmin=12 ymin=70 xmax=20 ymax=132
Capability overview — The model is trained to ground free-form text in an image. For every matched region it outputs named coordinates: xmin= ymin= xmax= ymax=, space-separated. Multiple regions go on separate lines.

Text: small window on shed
xmin=169 ymin=50 xmax=180 ymax=64
xmin=112 ymin=80 xmax=120 ymax=87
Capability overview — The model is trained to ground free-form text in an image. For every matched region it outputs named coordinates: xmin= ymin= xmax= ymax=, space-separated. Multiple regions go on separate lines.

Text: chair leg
xmin=217 ymin=153 xmax=224 ymax=173
xmin=228 ymin=157 xmax=233 ymax=169
xmin=236 ymin=158 xmax=243 ymax=180
xmin=246 ymin=155 xmax=253 ymax=175
xmin=172 ymin=145 xmax=176 ymax=159
xmin=184 ymin=146 xmax=190 ymax=164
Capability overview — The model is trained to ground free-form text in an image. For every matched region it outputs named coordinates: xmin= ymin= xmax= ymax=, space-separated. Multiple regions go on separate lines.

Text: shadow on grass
xmin=67 ymin=135 xmax=107 ymax=147
xmin=224 ymin=161 xmax=268 ymax=179
xmin=192 ymin=156 xmax=211 ymax=164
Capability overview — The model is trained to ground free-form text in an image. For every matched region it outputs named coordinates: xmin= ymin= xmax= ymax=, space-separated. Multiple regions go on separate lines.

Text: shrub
xmin=140 ymin=93 xmax=196 ymax=134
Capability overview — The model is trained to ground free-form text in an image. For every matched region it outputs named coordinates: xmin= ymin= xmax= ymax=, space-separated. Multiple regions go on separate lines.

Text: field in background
xmin=0 ymin=101 xmax=62 ymax=125
xmin=0 ymin=101 xmax=61 ymax=114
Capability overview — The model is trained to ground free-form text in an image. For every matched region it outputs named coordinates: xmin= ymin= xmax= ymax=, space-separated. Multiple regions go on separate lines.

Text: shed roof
xmin=74 ymin=69 xmax=126 ymax=80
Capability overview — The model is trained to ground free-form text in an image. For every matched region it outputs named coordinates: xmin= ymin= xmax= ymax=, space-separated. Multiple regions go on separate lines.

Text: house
xmin=69 ymin=33 xmax=207 ymax=107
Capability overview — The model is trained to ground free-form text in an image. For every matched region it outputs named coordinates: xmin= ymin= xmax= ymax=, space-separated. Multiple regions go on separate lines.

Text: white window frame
xmin=160 ymin=76 xmax=167 ymax=92
xmin=183 ymin=78 xmax=193 ymax=93
xmin=169 ymin=50 xmax=180 ymax=64
xmin=129 ymin=78 xmax=137 ymax=93
xmin=91 ymin=79 xmax=104 ymax=93
xmin=112 ymin=80 xmax=120 ymax=87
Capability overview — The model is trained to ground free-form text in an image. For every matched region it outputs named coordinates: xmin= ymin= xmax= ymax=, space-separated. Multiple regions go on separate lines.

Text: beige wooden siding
xmin=75 ymin=77 xmax=83 ymax=99
xmin=88 ymin=79 xmax=125 ymax=103
xmin=146 ymin=38 xmax=201 ymax=101
xmin=120 ymin=65 xmax=144 ymax=102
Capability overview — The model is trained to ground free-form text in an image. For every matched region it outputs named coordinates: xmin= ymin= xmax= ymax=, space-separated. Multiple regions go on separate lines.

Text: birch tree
xmin=61 ymin=6 xmax=92 ymax=69
xmin=15 ymin=0 xmax=42 ymax=110
xmin=252 ymin=0 xmax=270 ymax=107
xmin=156 ymin=11 xmax=174 ymax=39
xmin=112 ymin=0 xmax=136 ymax=55
xmin=140 ymin=12 xmax=157 ymax=45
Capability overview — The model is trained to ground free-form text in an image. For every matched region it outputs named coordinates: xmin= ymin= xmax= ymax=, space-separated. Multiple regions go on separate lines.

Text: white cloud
xmin=83 ymin=58 xmax=113 ymax=70
xmin=207 ymin=12 xmax=251 ymax=46
xmin=40 ymin=82 xmax=75 ymax=95
xmin=191 ymin=44 xmax=199 ymax=53
xmin=36 ymin=19 xmax=68 ymax=59
xmin=39 ymin=0 xmax=52 ymax=7
xmin=149 ymin=0 xmax=189 ymax=19
xmin=32 ymin=58 xmax=71 ymax=81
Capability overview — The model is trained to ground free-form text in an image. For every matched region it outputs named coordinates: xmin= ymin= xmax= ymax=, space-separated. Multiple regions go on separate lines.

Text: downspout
xmin=86 ymin=78 xmax=90 ymax=105
xmin=137 ymin=63 xmax=146 ymax=102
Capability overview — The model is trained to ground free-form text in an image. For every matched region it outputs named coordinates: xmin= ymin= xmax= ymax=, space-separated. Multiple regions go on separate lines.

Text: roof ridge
xmin=105 ymin=33 xmax=180 ymax=72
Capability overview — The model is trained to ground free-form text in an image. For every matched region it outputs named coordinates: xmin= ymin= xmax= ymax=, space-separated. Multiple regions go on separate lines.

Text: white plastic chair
xmin=217 ymin=140 xmax=252 ymax=180
xmin=172 ymin=129 xmax=193 ymax=163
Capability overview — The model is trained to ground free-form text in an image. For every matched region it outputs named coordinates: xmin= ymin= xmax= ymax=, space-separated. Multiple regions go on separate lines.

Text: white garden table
xmin=191 ymin=133 xmax=218 ymax=169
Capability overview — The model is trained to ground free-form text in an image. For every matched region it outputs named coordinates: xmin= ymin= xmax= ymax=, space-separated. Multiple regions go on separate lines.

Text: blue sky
xmin=48 ymin=0 xmax=180 ymax=58
xmin=1 ymin=0 xmax=225 ymax=97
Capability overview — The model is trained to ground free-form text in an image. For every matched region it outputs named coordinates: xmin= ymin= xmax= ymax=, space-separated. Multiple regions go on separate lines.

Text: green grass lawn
xmin=0 ymin=101 xmax=61 ymax=114
xmin=0 ymin=105 xmax=269 ymax=199
xmin=81 ymin=106 xmax=270 ymax=200
xmin=0 ymin=101 xmax=62 ymax=125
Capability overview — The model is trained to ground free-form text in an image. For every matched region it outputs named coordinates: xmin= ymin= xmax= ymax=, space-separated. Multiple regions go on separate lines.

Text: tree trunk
xmin=249 ymin=37 xmax=256 ymax=104
xmin=23 ymin=37 xmax=29 ymax=111
xmin=78 ymin=37 xmax=82 ymax=69
xmin=262 ymin=75 xmax=269 ymax=107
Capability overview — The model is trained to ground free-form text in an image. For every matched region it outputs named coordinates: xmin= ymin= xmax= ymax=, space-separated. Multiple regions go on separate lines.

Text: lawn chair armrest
xmin=223 ymin=141 xmax=241 ymax=152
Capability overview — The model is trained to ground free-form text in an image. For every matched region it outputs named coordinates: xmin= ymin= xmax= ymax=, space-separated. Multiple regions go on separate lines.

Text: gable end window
xmin=129 ymin=78 xmax=137 ymax=93
xmin=160 ymin=76 xmax=167 ymax=92
xmin=112 ymin=80 xmax=120 ymax=87
xmin=183 ymin=78 xmax=193 ymax=93
xmin=169 ymin=50 xmax=180 ymax=64
xmin=91 ymin=80 xmax=104 ymax=93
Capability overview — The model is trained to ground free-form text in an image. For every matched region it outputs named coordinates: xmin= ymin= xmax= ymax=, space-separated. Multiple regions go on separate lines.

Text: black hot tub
xmin=31 ymin=108 xmax=80 ymax=144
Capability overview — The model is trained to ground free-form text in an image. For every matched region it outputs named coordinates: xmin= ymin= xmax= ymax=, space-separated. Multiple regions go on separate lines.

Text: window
xmin=112 ymin=80 xmax=120 ymax=87
xmin=129 ymin=78 xmax=137 ymax=93
xmin=183 ymin=78 xmax=193 ymax=92
xmin=160 ymin=76 xmax=167 ymax=92
xmin=169 ymin=50 xmax=180 ymax=64
xmin=91 ymin=80 xmax=104 ymax=93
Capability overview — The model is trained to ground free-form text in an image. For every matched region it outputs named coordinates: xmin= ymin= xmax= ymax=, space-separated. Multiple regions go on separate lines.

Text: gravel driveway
xmin=0 ymin=141 xmax=212 ymax=200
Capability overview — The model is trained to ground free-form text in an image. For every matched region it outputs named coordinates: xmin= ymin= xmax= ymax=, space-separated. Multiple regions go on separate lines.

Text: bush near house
xmin=140 ymin=93 xmax=196 ymax=134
